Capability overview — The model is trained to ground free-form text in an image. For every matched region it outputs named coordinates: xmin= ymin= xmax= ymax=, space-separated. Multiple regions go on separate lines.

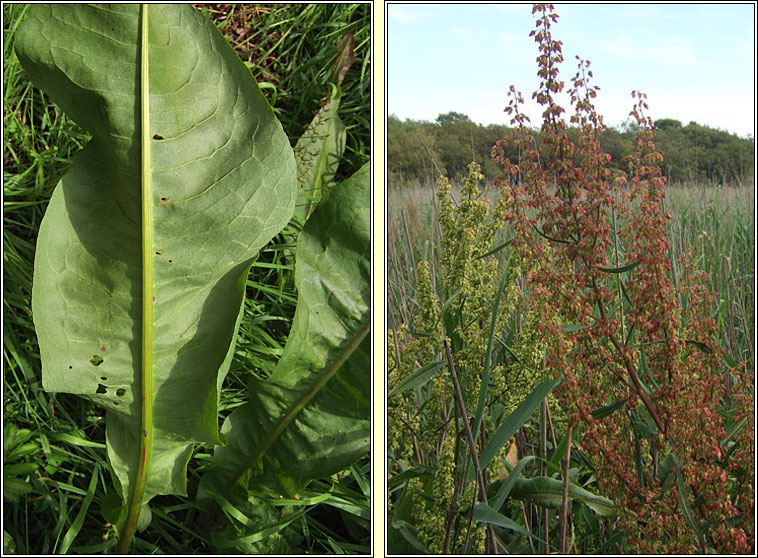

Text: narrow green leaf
xmin=202 ymin=164 xmax=370 ymax=501
xmin=389 ymin=517 xmax=430 ymax=554
xmin=17 ymin=3 xmax=296 ymax=539
xmin=597 ymin=529 xmax=627 ymax=553
xmin=590 ymin=397 xmax=629 ymax=420
xmin=630 ymin=413 xmax=645 ymax=489
xmin=684 ymin=339 xmax=712 ymax=353
xmin=619 ymin=277 xmax=633 ymax=307
xmin=319 ymin=495 xmax=370 ymax=520
xmin=561 ymin=323 xmax=587 ymax=333
xmin=472 ymin=502 xmax=544 ymax=542
xmin=721 ymin=416 xmax=748 ymax=447
xmin=389 ymin=361 xmax=445 ymax=397
xmin=533 ymin=224 xmax=572 ymax=244
xmin=475 ymin=238 xmax=512 ymax=260
xmin=675 ymin=464 xmax=705 ymax=549
xmin=548 ymin=433 xmax=568 ymax=467
xmin=495 ymin=336 xmax=539 ymax=373
xmin=721 ymin=350 xmax=738 ymax=368
xmin=473 ymin=256 xmax=511 ymax=447
xmin=49 ymin=433 xmax=106 ymax=449
xmin=263 ymin=491 xmax=331 ymax=507
xmin=639 ymin=339 xmax=660 ymax=390
xmin=212 ymin=508 xmax=307 ymax=548
xmin=656 ymin=452 xmax=679 ymax=486
xmin=58 ymin=464 xmax=100 ymax=554
xmin=596 ymin=260 xmax=641 ymax=273
xmin=490 ymin=455 xmax=537 ymax=510
xmin=477 ymin=375 xmax=562 ymax=476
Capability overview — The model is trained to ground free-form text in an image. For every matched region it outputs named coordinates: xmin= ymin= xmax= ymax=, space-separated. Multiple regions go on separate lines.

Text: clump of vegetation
xmin=388 ymin=161 xmax=569 ymax=554
xmin=492 ymin=4 xmax=753 ymax=553
xmin=3 ymin=4 xmax=370 ymax=554
xmin=388 ymin=3 xmax=753 ymax=554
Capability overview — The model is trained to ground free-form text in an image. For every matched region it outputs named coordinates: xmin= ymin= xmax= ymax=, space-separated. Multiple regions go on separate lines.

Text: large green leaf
xmin=17 ymin=2 xmax=296 ymax=541
xmin=201 ymin=163 xmax=370 ymax=502
xmin=501 ymin=475 xmax=615 ymax=517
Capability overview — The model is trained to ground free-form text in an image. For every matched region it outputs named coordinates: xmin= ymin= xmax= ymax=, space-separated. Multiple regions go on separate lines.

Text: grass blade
xmin=58 ymin=464 xmax=99 ymax=554
xmin=477 ymin=375 xmax=562 ymax=475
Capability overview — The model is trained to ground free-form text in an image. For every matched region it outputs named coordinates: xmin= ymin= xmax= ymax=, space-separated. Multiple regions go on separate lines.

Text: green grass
xmin=3 ymin=4 xmax=370 ymax=554
xmin=664 ymin=184 xmax=755 ymax=363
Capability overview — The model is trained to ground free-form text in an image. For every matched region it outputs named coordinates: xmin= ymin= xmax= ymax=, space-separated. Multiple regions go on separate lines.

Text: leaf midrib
xmin=220 ymin=318 xmax=371 ymax=496
xmin=117 ymin=3 xmax=154 ymax=552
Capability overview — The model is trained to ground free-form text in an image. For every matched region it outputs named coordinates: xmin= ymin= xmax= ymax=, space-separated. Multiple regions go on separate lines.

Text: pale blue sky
xmin=387 ymin=2 xmax=756 ymax=137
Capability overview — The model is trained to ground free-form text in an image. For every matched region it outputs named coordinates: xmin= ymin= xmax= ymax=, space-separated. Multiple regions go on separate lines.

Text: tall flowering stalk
xmin=492 ymin=4 xmax=753 ymax=553
xmin=388 ymin=161 xmax=559 ymax=553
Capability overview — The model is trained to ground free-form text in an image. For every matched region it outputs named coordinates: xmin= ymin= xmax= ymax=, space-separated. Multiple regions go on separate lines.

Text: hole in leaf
xmin=168 ymin=260 xmax=173 ymax=264
xmin=152 ymin=134 xmax=164 ymax=140
xmin=160 ymin=196 xmax=168 ymax=202
xmin=100 ymin=376 xmax=107 ymax=381
xmin=90 ymin=355 xmax=104 ymax=366
xmin=116 ymin=388 xmax=125 ymax=397
xmin=96 ymin=384 xmax=107 ymax=394
xmin=155 ymin=251 xmax=163 ymax=256
xmin=68 ymin=366 xmax=73 ymax=370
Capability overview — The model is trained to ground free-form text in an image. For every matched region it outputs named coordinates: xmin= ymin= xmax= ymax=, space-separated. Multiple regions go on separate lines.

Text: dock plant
xmin=388 ymin=162 xmax=582 ymax=554
xmin=492 ymin=4 xmax=753 ymax=553
xmin=14 ymin=4 xmax=369 ymax=553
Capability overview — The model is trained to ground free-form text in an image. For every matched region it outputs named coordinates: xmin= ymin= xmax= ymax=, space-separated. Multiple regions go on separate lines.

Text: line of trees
xmin=388 ymin=111 xmax=754 ymax=187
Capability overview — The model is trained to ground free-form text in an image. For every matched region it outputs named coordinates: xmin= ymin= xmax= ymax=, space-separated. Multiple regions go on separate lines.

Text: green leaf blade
xmin=478 ymin=375 xmax=562 ymax=472
xmin=294 ymin=97 xmax=347 ymax=221
xmin=18 ymin=1 xmax=296 ymax=534
xmin=202 ymin=163 xmax=370 ymax=501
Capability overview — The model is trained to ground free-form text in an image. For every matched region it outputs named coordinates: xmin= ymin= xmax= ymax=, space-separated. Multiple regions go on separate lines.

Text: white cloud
xmin=603 ymin=34 xmax=697 ymax=66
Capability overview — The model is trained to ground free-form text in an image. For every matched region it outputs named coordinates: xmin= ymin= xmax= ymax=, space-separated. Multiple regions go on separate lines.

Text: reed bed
xmin=388 ymin=177 xmax=754 ymax=367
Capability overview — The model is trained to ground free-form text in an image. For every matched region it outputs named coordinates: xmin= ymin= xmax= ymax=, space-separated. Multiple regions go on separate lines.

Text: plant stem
xmin=541 ymin=399 xmax=550 ymax=554
xmin=591 ymin=278 xmax=667 ymax=436
xmin=117 ymin=4 xmax=153 ymax=554
xmin=611 ymin=206 xmax=626 ymax=339
xmin=544 ymin=396 xmax=557 ymax=450
xmin=442 ymin=408 xmax=465 ymax=553
xmin=520 ymin=501 xmax=536 ymax=554
xmin=442 ymin=336 xmax=495 ymax=554
xmin=559 ymin=425 xmax=573 ymax=554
